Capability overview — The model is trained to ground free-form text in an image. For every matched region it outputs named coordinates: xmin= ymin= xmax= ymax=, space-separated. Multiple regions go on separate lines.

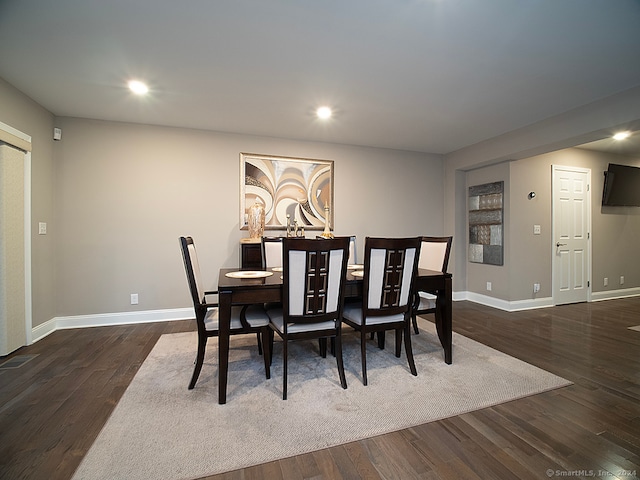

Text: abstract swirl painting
xmin=240 ymin=153 xmax=334 ymax=231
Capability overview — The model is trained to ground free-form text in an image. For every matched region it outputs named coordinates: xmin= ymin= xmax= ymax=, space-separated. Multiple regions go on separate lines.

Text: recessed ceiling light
xmin=316 ymin=106 xmax=332 ymax=119
xmin=612 ymin=131 xmax=630 ymax=141
xmin=128 ymin=80 xmax=149 ymax=95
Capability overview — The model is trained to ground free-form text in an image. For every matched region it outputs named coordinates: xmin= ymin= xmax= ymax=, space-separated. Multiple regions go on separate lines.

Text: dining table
xmin=216 ymin=266 xmax=453 ymax=404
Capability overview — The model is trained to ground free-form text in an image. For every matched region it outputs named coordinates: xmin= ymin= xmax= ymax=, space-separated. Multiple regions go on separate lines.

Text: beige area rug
xmin=72 ymin=318 xmax=571 ymax=480
xmin=628 ymin=325 xmax=640 ymax=332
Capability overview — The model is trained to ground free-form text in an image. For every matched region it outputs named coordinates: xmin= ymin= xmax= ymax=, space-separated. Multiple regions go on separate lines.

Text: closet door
xmin=0 ymin=142 xmax=27 ymax=355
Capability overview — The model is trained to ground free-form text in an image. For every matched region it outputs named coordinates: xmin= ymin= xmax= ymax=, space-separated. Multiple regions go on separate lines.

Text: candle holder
xmin=320 ymin=205 xmax=334 ymax=239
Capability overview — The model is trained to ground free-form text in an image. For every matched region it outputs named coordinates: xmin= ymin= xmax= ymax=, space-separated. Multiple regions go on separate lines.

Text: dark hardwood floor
xmin=1 ymin=298 xmax=639 ymax=479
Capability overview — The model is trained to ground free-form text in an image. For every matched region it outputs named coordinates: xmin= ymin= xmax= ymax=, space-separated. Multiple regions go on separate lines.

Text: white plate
xmin=347 ymin=264 xmax=363 ymax=270
xmin=225 ymin=270 xmax=274 ymax=279
xmin=271 ymin=266 xmax=283 ymax=272
xmin=351 ymin=270 xmax=364 ymax=277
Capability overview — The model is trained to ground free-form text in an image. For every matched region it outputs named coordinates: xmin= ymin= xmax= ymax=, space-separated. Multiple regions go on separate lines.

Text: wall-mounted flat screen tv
xmin=602 ymin=163 xmax=640 ymax=207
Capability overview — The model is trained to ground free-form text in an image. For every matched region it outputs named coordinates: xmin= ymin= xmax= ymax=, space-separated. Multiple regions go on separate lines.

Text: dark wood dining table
xmin=216 ymin=267 xmax=453 ymax=404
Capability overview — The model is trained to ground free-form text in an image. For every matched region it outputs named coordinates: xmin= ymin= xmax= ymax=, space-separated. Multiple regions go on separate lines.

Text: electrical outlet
xmin=486 ymin=282 xmax=492 ymax=291
xmin=38 ymin=222 xmax=47 ymax=235
xmin=533 ymin=224 xmax=541 ymax=235
xmin=604 ymin=277 xmax=608 ymax=287
xmin=130 ymin=293 xmax=139 ymax=305
xmin=533 ymin=283 xmax=540 ymax=293
xmin=620 ymin=276 xmax=625 ymax=285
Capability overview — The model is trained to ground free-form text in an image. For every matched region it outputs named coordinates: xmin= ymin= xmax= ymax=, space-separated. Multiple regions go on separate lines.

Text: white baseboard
xmin=457 ymin=288 xmax=640 ymax=312
xmin=31 ymin=317 xmax=58 ymax=343
xmin=459 ymin=292 xmax=554 ymax=312
xmin=591 ymin=287 xmax=640 ymax=302
xmin=31 ymin=307 xmax=194 ymax=343
xmin=30 ymin=287 xmax=640 ymax=343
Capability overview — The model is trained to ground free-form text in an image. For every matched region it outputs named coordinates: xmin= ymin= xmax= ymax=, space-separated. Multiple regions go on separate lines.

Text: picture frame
xmin=240 ymin=153 xmax=334 ymax=231
xmin=468 ymin=181 xmax=504 ymax=265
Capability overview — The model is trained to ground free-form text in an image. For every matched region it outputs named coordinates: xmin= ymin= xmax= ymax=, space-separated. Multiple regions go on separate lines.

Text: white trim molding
xmin=457 ymin=289 xmax=639 ymax=312
xmin=461 ymin=291 xmax=554 ymax=312
xmin=29 ymin=287 xmax=640 ymax=343
xmin=591 ymin=287 xmax=640 ymax=302
xmin=32 ymin=307 xmax=194 ymax=343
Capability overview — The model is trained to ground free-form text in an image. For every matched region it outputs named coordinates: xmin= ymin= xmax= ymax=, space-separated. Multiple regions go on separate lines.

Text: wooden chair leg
xmin=189 ymin=335 xmax=207 ymax=389
xmin=319 ymin=338 xmax=327 ymax=358
xmin=268 ymin=329 xmax=275 ymax=366
xmin=335 ymin=334 xmax=347 ymax=390
xmin=377 ymin=331 xmax=385 ymax=349
xmin=256 ymin=332 xmax=263 ymax=355
xmin=282 ymin=338 xmax=288 ymax=400
xmin=395 ymin=328 xmax=402 ymax=357
xmin=412 ymin=313 xmax=420 ymax=334
xmin=404 ymin=322 xmax=418 ymax=376
xmin=360 ymin=330 xmax=368 ymax=386
xmin=260 ymin=327 xmax=271 ymax=379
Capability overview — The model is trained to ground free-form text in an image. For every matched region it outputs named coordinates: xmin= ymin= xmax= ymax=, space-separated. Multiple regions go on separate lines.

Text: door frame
xmin=551 ymin=164 xmax=592 ymax=305
xmin=0 ymin=121 xmax=32 ymax=346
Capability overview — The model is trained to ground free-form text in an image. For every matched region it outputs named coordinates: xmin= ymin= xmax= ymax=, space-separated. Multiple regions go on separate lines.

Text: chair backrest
xmin=261 ymin=236 xmax=283 ymax=268
xmin=179 ymin=236 xmax=205 ymax=307
xmin=348 ymin=235 xmax=357 ymax=264
xmin=281 ymin=237 xmax=350 ymax=325
xmin=418 ymin=236 xmax=453 ymax=273
xmin=362 ymin=237 xmax=421 ymax=317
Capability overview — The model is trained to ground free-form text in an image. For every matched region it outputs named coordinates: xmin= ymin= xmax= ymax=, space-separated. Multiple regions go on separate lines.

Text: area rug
xmin=72 ymin=318 xmax=571 ymax=480
xmin=628 ymin=325 xmax=640 ymax=332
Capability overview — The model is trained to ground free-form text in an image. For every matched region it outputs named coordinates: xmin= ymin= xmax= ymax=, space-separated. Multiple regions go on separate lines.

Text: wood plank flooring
xmin=1 ymin=298 xmax=639 ymax=479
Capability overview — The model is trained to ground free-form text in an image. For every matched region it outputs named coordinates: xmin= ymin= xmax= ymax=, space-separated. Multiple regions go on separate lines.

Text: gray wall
xmin=444 ymin=86 xmax=640 ymax=294
xmin=0 ymin=78 xmax=56 ymax=328
xmin=463 ymin=148 xmax=640 ymax=302
xmin=465 ymin=162 xmax=511 ymax=300
xmin=3 ymin=75 xmax=640 ymax=326
xmin=2 ymin=77 xmax=443 ymax=325
xmin=52 ymin=118 xmax=444 ymax=317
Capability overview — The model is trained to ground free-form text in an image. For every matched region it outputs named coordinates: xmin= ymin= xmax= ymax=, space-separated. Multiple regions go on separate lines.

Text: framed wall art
xmin=468 ymin=181 xmax=504 ymax=265
xmin=240 ymin=153 xmax=334 ymax=231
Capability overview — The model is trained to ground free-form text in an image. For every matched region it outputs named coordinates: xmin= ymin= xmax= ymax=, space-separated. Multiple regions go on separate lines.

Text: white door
xmin=552 ymin=165 xmax=591 ymax=305
xmin=0 ymin=122 xmax=32 ymax=356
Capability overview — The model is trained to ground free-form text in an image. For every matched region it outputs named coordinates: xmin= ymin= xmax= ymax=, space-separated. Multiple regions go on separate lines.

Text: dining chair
xmin=316 ymin=235 xmax=356 ymax=264
xmin=348 ymin=235 xmax=357 ymax=265
xmin=179 ymin=236 xmax=271 ymax=389
xmin=261 ymin=236 xmax=283 ymax=268
xmin=267 ymin=237 xmax=350 ymax=399
xmin=411 ymin=236 xmax=453 ymax=334
xmin=342 ymin=236 xmax=421 ymax=386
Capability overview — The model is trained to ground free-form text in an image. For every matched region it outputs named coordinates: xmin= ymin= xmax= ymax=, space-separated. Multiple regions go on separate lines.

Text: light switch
xmin=533 ymin=224 xmax=541 ymax=235
xmin=38 ymin=222 xmax=47 ymax=235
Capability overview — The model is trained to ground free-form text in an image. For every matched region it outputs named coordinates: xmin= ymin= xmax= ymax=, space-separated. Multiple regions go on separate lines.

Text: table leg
xmin=218 ymin=290 xmax=231 ymax=404
xmin=433 ymin=281 xmax=453 ymax=364
xmin=442 ymin=277 xmax=452 ymax=364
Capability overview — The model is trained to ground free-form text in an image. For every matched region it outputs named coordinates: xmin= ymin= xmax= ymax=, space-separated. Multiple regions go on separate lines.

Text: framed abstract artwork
xmin=468 ymin=181 xmax=504 ymax=265
xmin=240 ymin=153 xmax=334 ymax=231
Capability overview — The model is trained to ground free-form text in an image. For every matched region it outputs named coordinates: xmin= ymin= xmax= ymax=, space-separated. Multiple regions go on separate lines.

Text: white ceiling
xmin=2 ymin=0 xmax=640 ymax=155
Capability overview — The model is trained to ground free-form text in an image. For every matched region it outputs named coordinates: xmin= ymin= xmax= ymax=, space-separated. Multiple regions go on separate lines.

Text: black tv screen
xmin=602 ymin=163 xmax=640 ymax=207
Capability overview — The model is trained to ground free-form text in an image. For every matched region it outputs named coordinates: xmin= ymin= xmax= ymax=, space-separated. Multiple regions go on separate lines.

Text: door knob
xmin=556 ymin=242 xmax=567 ymax=247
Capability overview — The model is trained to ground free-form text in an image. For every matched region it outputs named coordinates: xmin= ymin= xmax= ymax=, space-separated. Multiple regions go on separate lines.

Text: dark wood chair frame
xmin=179 ymin=236 xmax=271 ymax=389
xmin=411 ymin=236 xmax=453 ymax=334
xmin=260 ymin=236 xmax=284 ymax=269
xmin=342 ymin=236 xmax=421 ymax=386
xmin=269 ymin=237 xmax=350 ymax=400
